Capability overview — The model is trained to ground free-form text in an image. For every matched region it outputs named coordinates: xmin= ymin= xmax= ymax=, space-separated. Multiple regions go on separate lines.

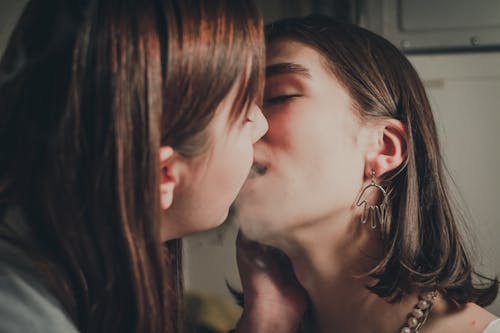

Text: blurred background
xmin=1 ymin=0 xmax=499 ymax=330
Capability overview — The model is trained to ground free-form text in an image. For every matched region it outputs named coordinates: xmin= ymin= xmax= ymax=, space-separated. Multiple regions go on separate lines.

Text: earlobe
xmin=159 ymin=146 xmax=177 ymax=210
xmin=365 ymin=119 xmax=407 ymax=178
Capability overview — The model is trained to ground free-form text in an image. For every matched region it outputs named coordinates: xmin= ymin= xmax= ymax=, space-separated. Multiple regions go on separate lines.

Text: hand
xmin=234 ymin=231 xmax=308 ymax=333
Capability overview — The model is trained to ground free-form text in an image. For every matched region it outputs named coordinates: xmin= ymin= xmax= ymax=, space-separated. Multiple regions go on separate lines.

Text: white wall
xmin=409 ymin=52 xmax=500 ymax=315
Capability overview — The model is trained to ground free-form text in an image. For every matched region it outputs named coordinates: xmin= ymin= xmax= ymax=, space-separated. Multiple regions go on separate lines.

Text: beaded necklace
xmin=399 ymin=291 xmax=438 ymax=333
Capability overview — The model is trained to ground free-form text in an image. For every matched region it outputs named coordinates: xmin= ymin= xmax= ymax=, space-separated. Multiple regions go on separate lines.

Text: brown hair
xmin=0 ymin=0 xmax=263 ymax=332
xmin=266 ymin=15 xmax=498 ymax=306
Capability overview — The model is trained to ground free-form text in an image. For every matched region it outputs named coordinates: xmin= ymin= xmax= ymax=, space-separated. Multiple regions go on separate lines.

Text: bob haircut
xmin=0 ymin=0 xmax=264 ymax=332
xmin=265 ymin=15 xmax=498 ymax=306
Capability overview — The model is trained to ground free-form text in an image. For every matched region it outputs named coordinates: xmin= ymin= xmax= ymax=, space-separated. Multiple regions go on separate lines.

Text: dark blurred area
xmin=3 ymin=0 xmax=500 ymax=55
xmin=255 ymin=0 xmax=357 ymax=24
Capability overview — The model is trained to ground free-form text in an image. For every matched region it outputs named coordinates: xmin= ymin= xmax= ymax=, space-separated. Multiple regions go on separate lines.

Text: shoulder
xmin=0 ymin=239 xmax=79 ymax=333
xmin=460 ymin=303 xmax=498 ymax=333
xmin=427 ymin=301 xmax=498 ymax=333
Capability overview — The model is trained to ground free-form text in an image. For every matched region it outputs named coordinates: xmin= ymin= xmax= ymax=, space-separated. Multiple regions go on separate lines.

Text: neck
xmin=265 ymin=211 xmax=421 ymax=333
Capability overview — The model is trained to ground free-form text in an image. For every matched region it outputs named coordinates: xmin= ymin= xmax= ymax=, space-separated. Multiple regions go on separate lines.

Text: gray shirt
xmin=483 ymin=319 xmax=500 ymax=333
xmin=0 ymin=208 xmax=78 ymax=333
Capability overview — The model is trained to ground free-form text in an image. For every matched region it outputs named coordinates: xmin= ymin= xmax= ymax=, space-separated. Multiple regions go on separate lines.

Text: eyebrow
xmin=266 ymin=62 xmax=312 ymax=79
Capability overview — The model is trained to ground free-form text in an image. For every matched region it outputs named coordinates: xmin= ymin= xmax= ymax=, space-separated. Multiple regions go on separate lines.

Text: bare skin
xmin=235 ymin=233 xmax=308 ymax=333
xmin=235 ymin=38 xmax=498 ymax=333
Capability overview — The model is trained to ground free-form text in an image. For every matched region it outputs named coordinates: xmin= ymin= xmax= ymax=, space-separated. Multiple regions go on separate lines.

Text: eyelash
xmin=264 ymin=94 xmax=301 ymax=106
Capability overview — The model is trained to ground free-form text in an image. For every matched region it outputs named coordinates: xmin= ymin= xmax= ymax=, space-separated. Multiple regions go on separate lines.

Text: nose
xmin=252 ymin=105 xmax=269 ymax=143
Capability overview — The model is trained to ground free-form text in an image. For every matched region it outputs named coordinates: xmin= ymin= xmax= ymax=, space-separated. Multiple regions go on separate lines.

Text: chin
xmin=161 ymin=210 xmax=231 ymax=241
xmin=195 ymin=210 xmax=230 ymax=234
xmin=241 ymin=223 xmax=284 ymax=248
xmin=239 ymin=224 xmax=267 ymax=242
xmin=233 ymin=211 xmax=272 ymax=242
xmin=216 ymin=209 xmax=230 ymax=227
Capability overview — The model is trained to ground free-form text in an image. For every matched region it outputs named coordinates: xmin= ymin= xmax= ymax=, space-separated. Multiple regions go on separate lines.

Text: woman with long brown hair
xmin=0 ymin=0 xmax=279 ymax=332
xmin=234 ymin=15 xmax=499 ymax=333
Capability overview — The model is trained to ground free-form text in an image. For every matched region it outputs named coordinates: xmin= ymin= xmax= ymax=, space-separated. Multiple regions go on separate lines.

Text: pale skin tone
xmin=234 ymin=232 xmax=309 ymax=333
xmin=234 ymin=39 xmax=498 ymax=333
xmin=158 ymin=79 xmax=268 ymax=240
xmin=156 ymin=77 xmax=298 ymax=333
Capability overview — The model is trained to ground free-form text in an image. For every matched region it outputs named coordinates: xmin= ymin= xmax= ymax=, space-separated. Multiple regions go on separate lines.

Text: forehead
xmin=265 ymin=38 xmax=356 ymax=119
xmin=266 ymin=38 xmax=335 ymax=83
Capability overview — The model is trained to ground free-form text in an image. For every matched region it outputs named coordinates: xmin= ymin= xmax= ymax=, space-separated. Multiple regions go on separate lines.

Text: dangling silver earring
xmin=356 ymin=169 xmax=388 ymax=229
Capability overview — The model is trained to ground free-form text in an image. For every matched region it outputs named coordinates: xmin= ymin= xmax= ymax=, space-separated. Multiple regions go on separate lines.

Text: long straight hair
xmin=266 ymin=15 xmax=498 ymax=306
xmin=0 ymin=0 xmax=264 ymax=332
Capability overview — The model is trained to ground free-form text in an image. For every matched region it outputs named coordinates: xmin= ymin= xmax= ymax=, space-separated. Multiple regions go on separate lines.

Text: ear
xmin=159 ymin=146 xmax=179 ymax=210
xmin=365 ymin=119 xmax=407 ymax=178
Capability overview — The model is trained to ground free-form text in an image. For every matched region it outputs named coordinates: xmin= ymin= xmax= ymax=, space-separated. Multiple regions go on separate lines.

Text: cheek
xmin=275 ymin=110 xmax=363 ymax=204
xmin=212 ymin=138 xmax=253 ymax=198
xmin=266 ymin=107 xmax=331 ymax=168
xmin=265 ymin=105 xmax=314 ymax=159
xmin=317 ymin=136 xmax=365 ymax=207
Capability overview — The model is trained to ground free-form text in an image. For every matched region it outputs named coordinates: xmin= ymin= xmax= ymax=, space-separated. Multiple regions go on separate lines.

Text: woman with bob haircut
xmin=234 ymin=15 xmax=499 ymax=333
xmin=0 ymin=0 xmax=295 ymax=332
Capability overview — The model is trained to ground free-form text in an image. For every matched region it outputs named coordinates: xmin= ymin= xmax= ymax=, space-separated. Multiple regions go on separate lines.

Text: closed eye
xmin=263 ymin=94 xmax=301 ymax=107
